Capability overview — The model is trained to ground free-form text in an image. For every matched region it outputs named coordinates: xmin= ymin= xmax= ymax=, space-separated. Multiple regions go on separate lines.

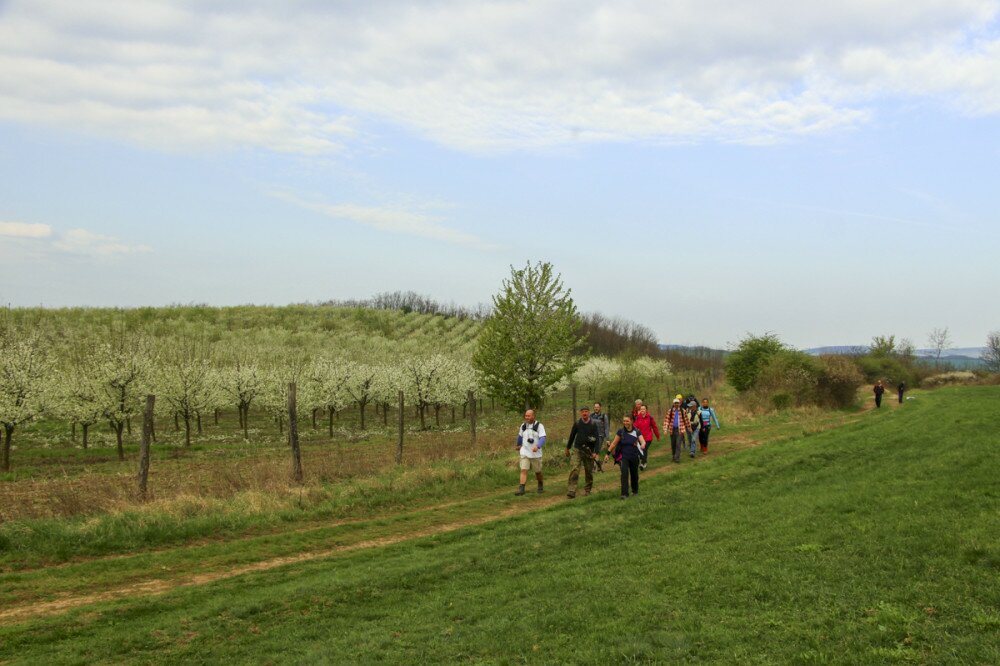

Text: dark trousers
xmin=698 ymin=426 xmax=711 ymax=450
xmin=875 ymin=394 xmax=882 ymax=408
xmin=620 ymin=457 xmax=639 ymax=496
xmin=670 ymin=431 xmax=684 ymax=461
xmin=898 ymin=391 xmax=904 ymax=404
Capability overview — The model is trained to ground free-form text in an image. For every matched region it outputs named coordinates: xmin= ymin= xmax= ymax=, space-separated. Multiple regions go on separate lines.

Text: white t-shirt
xmin=518 ymin=421 xmax=546 ymax=459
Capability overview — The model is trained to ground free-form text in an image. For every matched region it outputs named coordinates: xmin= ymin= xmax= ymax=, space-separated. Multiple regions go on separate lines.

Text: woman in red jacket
xmin=632 ymin=404 xmax=660 ymax=470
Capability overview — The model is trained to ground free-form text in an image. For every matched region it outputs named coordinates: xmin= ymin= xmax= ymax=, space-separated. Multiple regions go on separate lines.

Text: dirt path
xmin=0 ymin=409 xmax=866 ymax=624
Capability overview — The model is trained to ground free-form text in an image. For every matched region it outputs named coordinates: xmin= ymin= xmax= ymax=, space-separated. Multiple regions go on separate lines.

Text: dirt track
xmin=1 ymin=409 xmax=867 ymax=624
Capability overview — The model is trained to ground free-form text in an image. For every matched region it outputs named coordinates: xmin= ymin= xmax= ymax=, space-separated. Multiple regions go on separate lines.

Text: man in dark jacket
xmin=565 ymin=406 xmax=601 ymax=498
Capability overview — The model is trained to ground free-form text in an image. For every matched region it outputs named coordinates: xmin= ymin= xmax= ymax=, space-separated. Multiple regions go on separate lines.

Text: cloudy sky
xmin=1 ymin=0 xmax=998 ymax=348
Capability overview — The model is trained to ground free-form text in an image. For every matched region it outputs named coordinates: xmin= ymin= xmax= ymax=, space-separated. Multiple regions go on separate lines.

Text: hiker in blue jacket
xmin=696 ymin=398 xmax=721 ymax=454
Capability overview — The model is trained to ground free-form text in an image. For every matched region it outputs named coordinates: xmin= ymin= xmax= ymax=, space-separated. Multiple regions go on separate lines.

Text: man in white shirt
xmin=514 ymin=409 xmax=546 ymax=496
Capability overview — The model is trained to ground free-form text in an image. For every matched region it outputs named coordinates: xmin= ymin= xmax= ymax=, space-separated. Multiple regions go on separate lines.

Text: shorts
xmin=519 ymin=456 xmax=543 ymax=473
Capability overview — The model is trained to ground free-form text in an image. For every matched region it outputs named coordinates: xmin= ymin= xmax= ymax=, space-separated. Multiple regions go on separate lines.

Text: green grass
xmin=0 ymin=385 xmax=996 ymax=663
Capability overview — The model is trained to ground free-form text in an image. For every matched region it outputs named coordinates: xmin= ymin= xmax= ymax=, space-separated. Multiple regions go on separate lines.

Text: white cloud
xmin=0 ymin=1 xmax=998 ymax=153
xmin=0 ymin=221 xmax=52 ymax=238
xmin=52 ymin=229 xmax=152 ymax=256
xmin=272 ymin=191 xmax=497 ymax=250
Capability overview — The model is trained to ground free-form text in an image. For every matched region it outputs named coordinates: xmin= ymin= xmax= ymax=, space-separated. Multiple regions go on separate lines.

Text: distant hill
xmin=802 ymin=345 xmax=986 ymax=370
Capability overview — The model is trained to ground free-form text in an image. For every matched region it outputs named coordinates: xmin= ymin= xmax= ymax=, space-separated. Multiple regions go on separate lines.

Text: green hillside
xmin=3 ymin=305 xmax=482 ymax=357
xmin=1 ymin=386 xmax=997 ymax=663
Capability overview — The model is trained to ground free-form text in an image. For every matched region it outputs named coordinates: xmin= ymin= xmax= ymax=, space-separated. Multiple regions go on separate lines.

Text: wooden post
xmin=137 ymin=394 xmax=155 ymax=499
xmin=288 ymin=383 xmax=303 ymax=483
xmin=468 ymin=390 xmax=477 ymax=447
xmin=396 ymin=390 xmax=405 ymax=464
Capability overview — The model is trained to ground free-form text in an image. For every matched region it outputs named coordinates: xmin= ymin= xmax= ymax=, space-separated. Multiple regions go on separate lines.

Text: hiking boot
xmin=620 ymin=495 xmax=627 ymax=501
xmin=566 ymin=493 xmax=575 ymax=499
xmin=536 ymin=485 xmax=544 ymax=494
xmin=514 ymin=485 xmax=526 ymax=496
xmin=639 ymin=462 xmax=647 ymax=471
xmin=690 ymin=452 xmax=695 ymax=458
xmin=584 ymin=490 xmax=592 ymax=496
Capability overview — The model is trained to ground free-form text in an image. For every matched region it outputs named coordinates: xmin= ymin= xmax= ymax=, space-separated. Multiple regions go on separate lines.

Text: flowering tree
xmin=219 ymin=361 xmax=265 ymax=440
xmin=343 ymin=362 xmax=381 ymax=429
xmin=309 ymin=357 xmax=353 ymax=437
xmin=0 ymin=335 xmax=52 ymax=471
xmin=156 ymin=349 xmax=216 ymax=447
xmin=93 ymin=334 xmax=154 ymax=461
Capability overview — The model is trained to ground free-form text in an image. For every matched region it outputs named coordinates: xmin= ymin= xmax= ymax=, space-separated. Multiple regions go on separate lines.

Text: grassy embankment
xmin=0 ymin=385 xmax=996 ymax=663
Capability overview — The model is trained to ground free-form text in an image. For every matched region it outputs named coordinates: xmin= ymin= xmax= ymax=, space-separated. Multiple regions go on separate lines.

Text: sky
xmin=1 ymin=0 xmax=998 ymax=349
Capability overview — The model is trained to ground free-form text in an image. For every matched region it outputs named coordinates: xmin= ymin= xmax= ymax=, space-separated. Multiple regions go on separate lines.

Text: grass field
xmin=1 ymin=386 xmax=997 ymax=664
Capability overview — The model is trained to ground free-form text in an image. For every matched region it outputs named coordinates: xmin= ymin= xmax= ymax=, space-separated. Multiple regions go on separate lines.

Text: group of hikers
xmin=873 ymin=380 xmax=906 ymax=408
xmin=514 ymin=395 xmax=721 ymax=500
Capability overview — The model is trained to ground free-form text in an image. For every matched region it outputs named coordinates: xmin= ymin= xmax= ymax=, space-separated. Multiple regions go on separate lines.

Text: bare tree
xmin=927 ymin=327 xmax=952 ymax=366
xmin=982 ymin=331 xmax=1000 ymax=373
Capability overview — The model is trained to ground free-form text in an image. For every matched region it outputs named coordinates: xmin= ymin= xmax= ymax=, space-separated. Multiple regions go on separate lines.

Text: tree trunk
xmin=434 ymin=404 xmax=441 ymax=427
xmin=419 ymin=404 xmax=426 ymax=430
xmin=312 ymin=407 xmax=319 ymax=429
xmin=2 ymin=426 xmax=13 ymax=472
xmin=469 ymin=390 xmax=476 ymax=447
xmin=174 ymin=412 xmax=180 ymax=431
xmin=241 ymin=406 xmax=249 ymax=440
xmin=359 ymin=399 xmax=367 ymax=429
xmin=126 ymin=416 xmax=132 ymax=435
xmin=82 ymin=423 xmax=90 ymax=449
xmin=115 ymin=422 xmax=125 ymax=461
xmin=214 ymin=408 xmax=219 ymax=425
xmin=382 ymin=402 xmax=389 ymax=426
xmin=183 ymin=414 xmax=191 ymax=447
xmin=328 ymin=407 xmax=334 ymax=438
xmin=289 ymin=383 xmax=303 ymax=483
xmin=196 ymin=411 xmax=202 ymax=434
xmin=451 ymin=405 xmax=455 ymax=423
xmin=137 ymin=395 xmax=154 ymax=499
xmin=396 ymin=390 xmax=404 ymax=464
xmin=72 ymin=422 xmax=76 ymax=442
xmin=278 ymin=414 xmax=284 ymax=435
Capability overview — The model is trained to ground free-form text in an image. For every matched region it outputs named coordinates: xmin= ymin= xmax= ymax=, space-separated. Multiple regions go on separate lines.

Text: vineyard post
xmin=288 ymin=382 xmax=303 ymax=483
xmin=137 ymin=394 xmax=155 ymax=499
xmin=396 ymin=390 xmax=405 ymax=464
xmin=468 ymin=390 xmax=477 ymax=447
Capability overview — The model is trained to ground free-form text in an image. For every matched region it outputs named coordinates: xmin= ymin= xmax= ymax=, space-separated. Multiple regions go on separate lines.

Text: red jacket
xmin=633 ymin=412 xmax=660 ymax=442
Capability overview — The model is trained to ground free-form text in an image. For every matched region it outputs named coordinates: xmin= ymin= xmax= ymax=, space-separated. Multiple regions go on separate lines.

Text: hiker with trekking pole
xmin=565 ymin=406 xmax=601 ymax=499
xmin=664 ymin=397 xmax=693 ymax=463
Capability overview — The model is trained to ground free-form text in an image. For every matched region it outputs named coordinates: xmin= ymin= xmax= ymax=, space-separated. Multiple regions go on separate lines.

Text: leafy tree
xmin=982 ymin=331 xmax=1000 ymax=373
xmin=724 ymin=333 xmax=786 ymax=392
xmin=868 ymin=335 xmax=897 ymax=358
xmin=473 ymin=262 xmax=587 ymax=410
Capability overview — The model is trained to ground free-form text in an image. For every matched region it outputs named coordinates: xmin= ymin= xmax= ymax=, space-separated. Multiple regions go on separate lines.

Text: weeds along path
xmin=0 ymin=407 xmax=866 ymax=624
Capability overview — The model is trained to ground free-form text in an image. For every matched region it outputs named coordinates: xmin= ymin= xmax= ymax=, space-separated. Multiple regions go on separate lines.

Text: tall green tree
xmin=473 ymin=262 xmax=586 ymax=411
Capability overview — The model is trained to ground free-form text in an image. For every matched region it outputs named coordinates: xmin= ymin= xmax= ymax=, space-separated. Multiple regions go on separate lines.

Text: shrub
xmin=817 ymin=355 xmax=864 ymax=408
xmin=922 ymin=371 xmax=977 ymax=388
xmin=755 ymin=350 xmax=822 ymax=407
xmin=771 ymin=392 xmax=793 ymax=410
xmin=725 ymin=333 xmax=786 ymax=392
xmin=856 ymin=355 xmax=918 ymax=388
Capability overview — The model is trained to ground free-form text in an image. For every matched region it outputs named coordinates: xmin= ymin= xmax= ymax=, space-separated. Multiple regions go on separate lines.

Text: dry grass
xmin=0 ymin=428 xmax=516 ymax=523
